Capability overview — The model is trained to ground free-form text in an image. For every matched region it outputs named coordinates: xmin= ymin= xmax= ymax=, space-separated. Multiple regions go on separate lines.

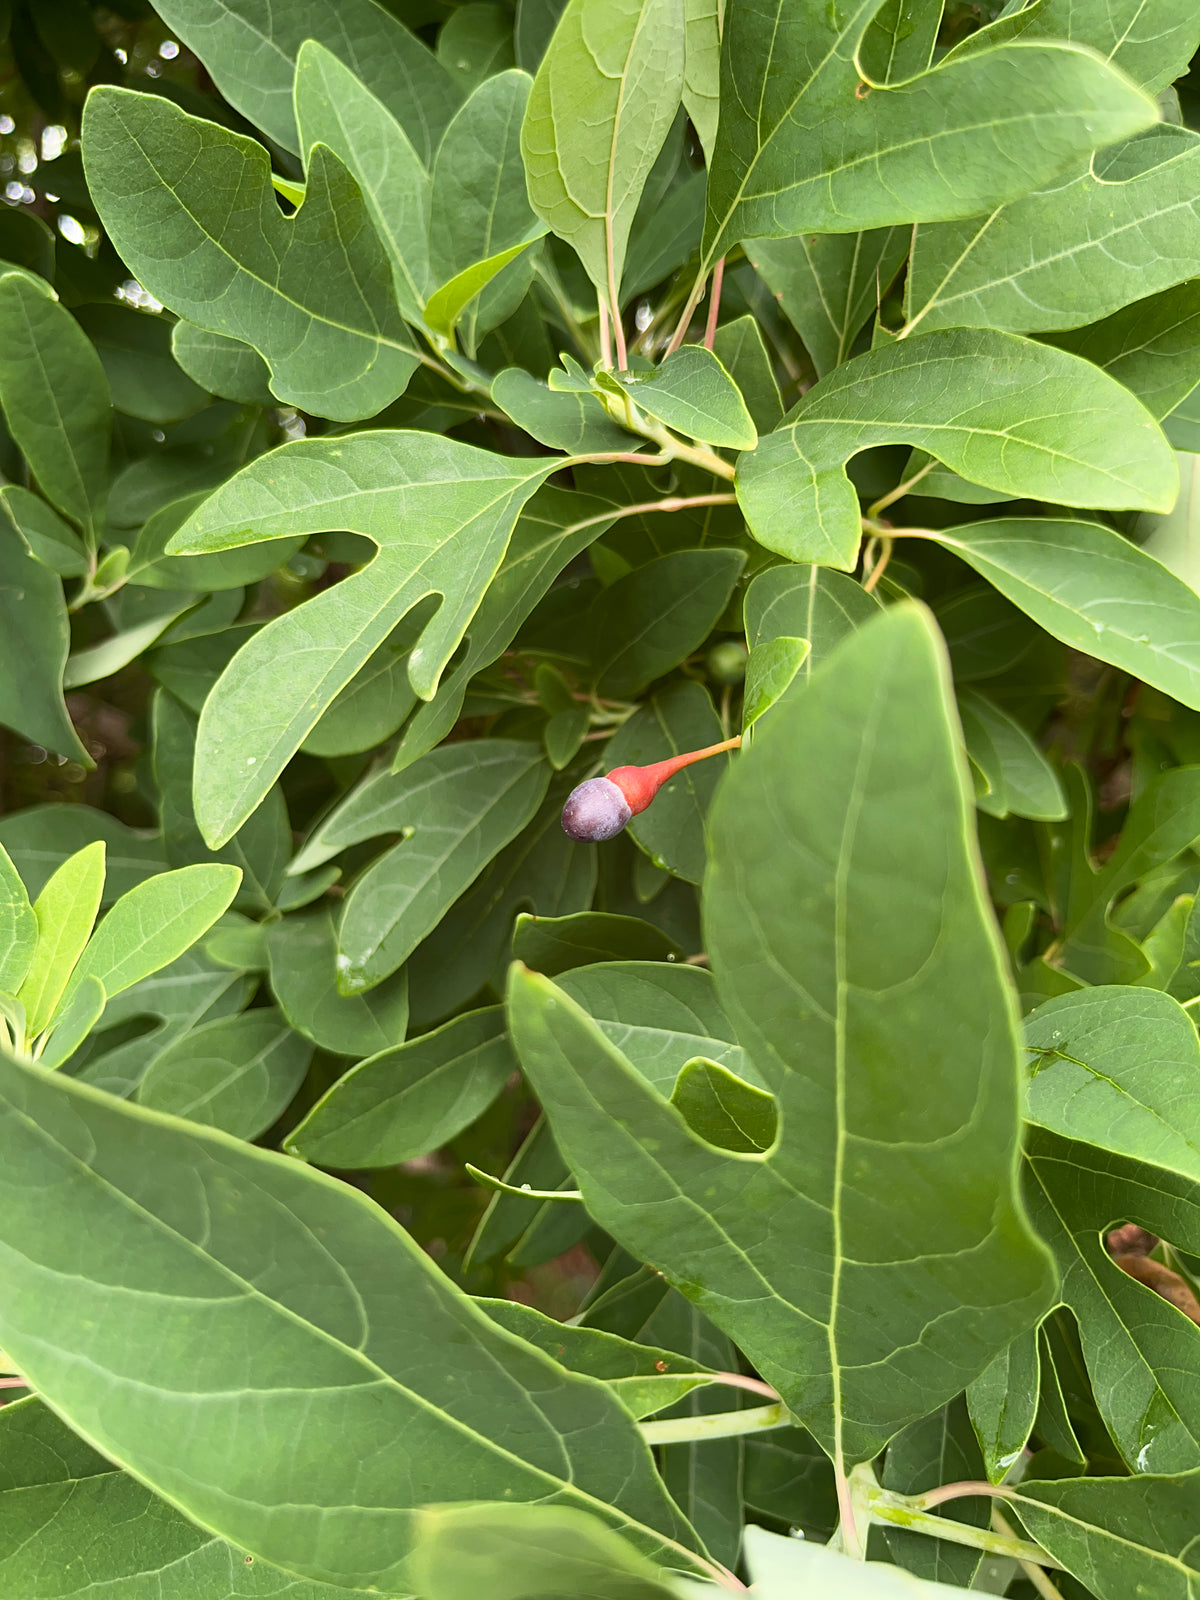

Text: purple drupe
xmin=561 ymin=776 xmax=631 ymax=842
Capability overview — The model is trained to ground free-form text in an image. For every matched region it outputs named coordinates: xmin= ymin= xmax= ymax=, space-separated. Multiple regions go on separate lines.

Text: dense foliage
xmin=2 ymin=0 xmax=1200 ymax=1594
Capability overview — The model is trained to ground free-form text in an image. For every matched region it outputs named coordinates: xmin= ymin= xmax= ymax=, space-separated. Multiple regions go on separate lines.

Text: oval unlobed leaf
xmin=522 ymin=0 xmax=686 ymax=296
xmin=922 ymin=517 xmax=1200 ymax=713
xmin=288 ymin=1005 xmax=515 ymax=1167
xmin=0 ymin=1048 xmax=707 ymax=1589
xmin=735 ymin=329 xmax=1176 ymax=567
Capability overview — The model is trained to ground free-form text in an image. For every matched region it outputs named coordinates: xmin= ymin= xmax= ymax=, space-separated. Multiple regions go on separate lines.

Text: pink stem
xmin=711 ymin=1371 xmax=780 ymax=1399
xmin=704 ymin=256 xmax=726 ymax=350
xmin=919 ymin=1480 xmax=1015 ymax=1510
xmin=0 ymin=1376 xmax=29 ymax=1389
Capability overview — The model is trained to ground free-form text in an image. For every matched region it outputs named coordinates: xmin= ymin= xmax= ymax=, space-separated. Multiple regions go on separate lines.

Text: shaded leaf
xmin=711 ymin=316 xmax=783 ymax=434
xmin=670 ymin=1057 xmax=777 ymax=1153
xmin=1025 ymin=1127 xmax=1200 ymax=1474
xmin=151 ymin=0 xmax=460 ymax=164
xmin=513 ymin=911 xmax=681 ymax=975
xmin=742 ymin=635 xmax=810 ymax=731
xmin=0 ymin=842 xmax=36 ymax=996
xmin=0 ymin=484 xmax=88 ymax=577
xmin=1025 ymin=986 xmax=1200 ymax=1183
xmin=287 ymin=1005 xmax=513 ymax=1167
xmin=137 ymin=1008 xmax=312 ymax=1140
xmin=1045 ymin=280 xmax=1200 ymax=422
xmin=745 ymin=563 xmax=881 ymax=676
xmin=170 ymin=322 xmax=274 ymax=406
xmin=958 ymin=689 xmax=1066 ymax=821
xmin=966 ymin=1327 xmax=1040 ymax=1484
xmin=0 ymin=268 xmax=108 ymax=537
xmin=0 ymin=806 xmax=164 ymax=904
xmin=747 ymin=229 xmax=909 ymax=378
xmin=590 ymin=548 xmax=745 ymax=696
xmin=0 ymin=531 xmax=88 ymax=763
xmin=74 ymin=303 xmax=208 ymax=425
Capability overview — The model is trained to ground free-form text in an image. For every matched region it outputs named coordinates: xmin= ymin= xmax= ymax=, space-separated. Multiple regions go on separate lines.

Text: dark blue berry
xmin=561 ymin=777 xmax=631 ymax=842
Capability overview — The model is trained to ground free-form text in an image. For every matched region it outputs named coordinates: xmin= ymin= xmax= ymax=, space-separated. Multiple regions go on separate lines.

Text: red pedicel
xmin=560 ymin=736 xmax=741 ymax=842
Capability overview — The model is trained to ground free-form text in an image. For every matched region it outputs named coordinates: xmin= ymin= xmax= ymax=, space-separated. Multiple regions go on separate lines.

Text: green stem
xmin=866 ymin=1496 xmax=1064 ymax=1571
xmin=638 ymin=1400 xmax=790 ymax=1445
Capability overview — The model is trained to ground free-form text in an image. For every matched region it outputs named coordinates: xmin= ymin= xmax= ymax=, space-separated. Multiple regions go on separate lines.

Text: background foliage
xmin=1 ymin=0 xmax=1200 ymax=1595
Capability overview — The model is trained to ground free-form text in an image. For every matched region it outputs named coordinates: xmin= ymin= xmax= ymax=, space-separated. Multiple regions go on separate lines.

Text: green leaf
xmin=1024 ymin=986 xmax=1200 ymax=1183
xmin=0 ymin=535 xmax=89 ymax=765
xmin=0 ymin=806 xmax=163 ymax=904
xmin=492 ymin=368 xmax=635 ymax=452
xmin=477 ymin=1297 xmax=718 ymax=1417
xmin=1011 ymin=1472 xmax=1200 ymax=1600
xmin=428 ymin=70 xmax=543 ymax=354
xmin=735 ymin=330 xmax=1175 ymax=567
xmin=16 ymin=842 xmax=106 ymax=1040
xmin=39 ymin=975 xmax=106 ymax=1070
xmin=438 ymin=4 xmax=517 ymax=93
xmin=82 ymin=89 xmax=420 ymax=422
xmin=859 ymin=0 xmax=941 ymax=81
xmin=153 ymin=692 xmax=290 ymax=915
xmin=1025 ymin=1127 xmax=1200 ymax=1473
xmin=742 ymin=635 xmax=810 ymax=732
xmin=1044 ymin=280 xmax=1200 ymax=422
xmin=0 ymin=484 xmax=88 ymax=578
xmin=512 ymin=911 xmax=681 ymax=975
xmin=606 ymin=347 xmax=757 ymax=450
xmin=701 ymin=0 xmax=1156 ymax=264
xmin=0 ymin=269 xmax=109 ymax=538
xmin=425 ymin=238 xmax=545 ymax=347
xmin=73 ymin=303 xmax=209 ymax=425
xmin=682 ymin=0 xmax=720 ymax=160
xmin=966 ymin=1327 xmax=1040 ymax=1484
xmin=166 ymin=433 xmax=558 ymax=846
xmin=1131 ymin=449 xmax=1200 ymax=592
xmin=555 ymin=960 xmax=753 ymax=1094
xmin=267 ymin=909 xmax=410 ymax=1057
xmin=958 ymin=0 xmax=1200 ymax=96
xmin=0 ymin=1396 xmax=353 ymax=1600
xmin=0 ymin=1050 xmax=703 ymax=1585
xmin=905 ymin=127 xmax=1200 ymax=337
xmin=386 ymin=483 xmax=618 ymax=766
xmin=922 ymin=518 xmax=1200 ymax=713
xmin=711 ymin=316 xmax=784 ymax=434
xmin=137 ymin=1008 xmax=312 ymax=1139
xmin=293 ymin=39 xmax=432 ymax=329
xmin=408 ymin=1504 xmax=682 ymax=1600
xmin=335 ymin=742 xmax=552 ymax=992
xmin=745 ymin=563 xmax=882 ymax=677
xmin=604 ymin=679 xmax=733 ymax=884
xmin=521 ymin=0 xmax=686 ymax=296
xmin=957 ymin=689 xmax=1067 ymax=822
xmin=405 ymin=785 xmax=596 ymax=1027
xmin=746 ymin=229 xmax=910 ymax=378
xmin=510 ymin=607 xmax=1055 ymax=1462
xmin=670 ymin=1057 xmax=777 ymax=1153
xmin=590 ymin=549 xmax=745 ymax=697
xmin=150 ymin=0 xmax=461 ymax=165
xmin=882 ymin=1397 xmax=989 ymax=1588
xmin=170 ymin=322 xmax=274 ymax=407
xmin=64 ymin=864 xmax=242 ymax=1017
xmin=0 ymin=842 xmax=36 ymax=996
xmin=288 ymin=1005 xmax=514 ymax=1167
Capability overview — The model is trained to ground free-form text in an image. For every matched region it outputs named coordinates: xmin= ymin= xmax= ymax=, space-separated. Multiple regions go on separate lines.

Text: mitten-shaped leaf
xmin=509 ymin=605 xmax=1055 ymax=1465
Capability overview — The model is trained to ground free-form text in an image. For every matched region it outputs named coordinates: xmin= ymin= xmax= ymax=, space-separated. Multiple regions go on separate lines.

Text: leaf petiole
xmin=638 ymin=1400 xmax=790 ymax=1445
